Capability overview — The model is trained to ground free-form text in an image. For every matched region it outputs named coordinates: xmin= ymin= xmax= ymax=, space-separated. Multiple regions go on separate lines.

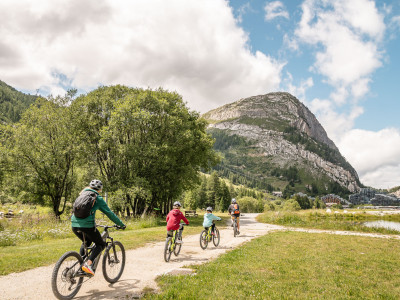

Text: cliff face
xmin=203 ymin=92 xmax=360 ymax=193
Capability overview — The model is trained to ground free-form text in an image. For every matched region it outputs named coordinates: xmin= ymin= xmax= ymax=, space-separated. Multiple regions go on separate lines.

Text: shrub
xmin=264 ymin=201 xmax=275 ymax=212
xmin=238 ymin=196 xmax=264 ymax=213
xmin=282 ymin=199 xmax=301 ymax=211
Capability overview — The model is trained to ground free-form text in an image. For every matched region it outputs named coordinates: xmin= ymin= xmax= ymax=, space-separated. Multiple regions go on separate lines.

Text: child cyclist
xmin=166 ymin=201 xmax=189 ymax=243
xmin=203 ymin=207 xmax=221 ymax=235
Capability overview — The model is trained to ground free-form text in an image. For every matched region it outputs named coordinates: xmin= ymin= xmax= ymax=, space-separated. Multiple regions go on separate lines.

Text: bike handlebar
xmin=96 ymin=224 xmax=125 ymax=230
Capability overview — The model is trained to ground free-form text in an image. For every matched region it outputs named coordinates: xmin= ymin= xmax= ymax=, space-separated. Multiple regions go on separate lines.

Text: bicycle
xmin=200 ymin=220 xmax=220 ymax=249
xmin=51 ymin=224 xmax=126 ymax=300
xmin=164 ymin=223 xmax=187 ymax=262
xmin=232 ymin=215 xmax=239 ymax=237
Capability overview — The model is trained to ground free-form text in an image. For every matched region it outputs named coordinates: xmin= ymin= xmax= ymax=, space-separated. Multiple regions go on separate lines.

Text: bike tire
xmin=213 ymin=228 xmax=220 ymax=247
xmin=200 ymin=230 xmax=208 ymax=250
xmin=102 ymin=241 xmax=126 ymax=283
xmin=164 ymin=237 xmax=173 ymax=262
xmin=174 ymin=237 xmax=182 ymax=256
xmin=233 ymin=222 xmax=237 ymax=237
xmin=51 ymin=251 xmax=83 ymax=300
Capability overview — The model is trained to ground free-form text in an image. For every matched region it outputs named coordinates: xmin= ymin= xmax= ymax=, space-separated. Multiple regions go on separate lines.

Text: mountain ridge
xmin=203 ymin=92 xmax=361 ymax=195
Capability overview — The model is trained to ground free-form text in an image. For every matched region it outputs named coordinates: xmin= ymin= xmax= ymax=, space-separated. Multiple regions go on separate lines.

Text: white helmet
xmin=231 ymin=198 xmax=236 ymax=204
xmin=90 ymin=179 xmax=103 ymax=190
xmin=173 ymin=201 xmax=182 ymax=207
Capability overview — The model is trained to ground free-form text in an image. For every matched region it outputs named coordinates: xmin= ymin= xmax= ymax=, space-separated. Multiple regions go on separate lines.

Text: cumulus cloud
xmin=264 ymin=1 xmax=289 ymax=21
xmin=0 ymin=0 xmax=284 ymax=113
xmin=295 ymin=0 xmax=384 ymax=102
xmin=338 ymin=128 xmax=400 ymax=188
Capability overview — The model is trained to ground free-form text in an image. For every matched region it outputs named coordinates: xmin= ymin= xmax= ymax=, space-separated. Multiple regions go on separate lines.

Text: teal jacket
xmin=71 ymin=188 xmax=125 ymax=228
xmin=203 ymin=213 xmax=221 ymax=228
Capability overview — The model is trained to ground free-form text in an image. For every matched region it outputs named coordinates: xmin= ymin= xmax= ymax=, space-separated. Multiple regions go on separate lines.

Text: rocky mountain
xmin=203 ymin=92 xmax=361 ymax=195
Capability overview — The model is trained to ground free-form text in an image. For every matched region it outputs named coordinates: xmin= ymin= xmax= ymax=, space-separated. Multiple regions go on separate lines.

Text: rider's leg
xmin=72 ymin=227 xmax=92 ymax=257
xmin=237 ymin=216 xmax=240 ymax=231
xmin=80 ymin=227 xmax=106 ymax=265
xmin=211 ymin=223 xmax=216 ymax=234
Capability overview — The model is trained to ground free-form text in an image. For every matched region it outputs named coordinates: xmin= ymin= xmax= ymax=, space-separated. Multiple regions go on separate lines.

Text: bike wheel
xmin=51 ymin=251 xmax=83 ymax=300
xmin=199 ymin=230 xmax=208 ymax=250
xmin=174 ymin=238 xmax=182 ymax=256
xmin=164 ymin=237 xmax=173 ymax=262
xmin=233 ymin=222 xmax=237 ymax=237
xmin=213 ymin=228 xmax=220 ymax=247
xmin=102 ymin=241 xmax=126 ymax=283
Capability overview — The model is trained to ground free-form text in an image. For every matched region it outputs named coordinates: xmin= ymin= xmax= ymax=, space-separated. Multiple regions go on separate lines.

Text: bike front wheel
xmin=102 ymin=241 xmax=126 ymax=283
xmin=51 ymin=251 xmax=83 ymax=300
xmin=199 ymin=230 xmax=208 ymax=250
xmin=164 ymin=237 xmax=173 ymax=262
xmin=213 ymin=228 xmax=220 ymax=247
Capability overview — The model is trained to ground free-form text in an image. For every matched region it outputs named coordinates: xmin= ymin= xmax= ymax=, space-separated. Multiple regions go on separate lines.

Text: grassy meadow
xmin=149 ymin=231 xmax=400 ymax=299
xmin=257 ymin=209 xmax=400 ymax=234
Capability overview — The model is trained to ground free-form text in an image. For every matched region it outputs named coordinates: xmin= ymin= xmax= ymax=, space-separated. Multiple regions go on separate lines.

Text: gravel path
xmin=1 ymin=213 xmax=399 ymax=300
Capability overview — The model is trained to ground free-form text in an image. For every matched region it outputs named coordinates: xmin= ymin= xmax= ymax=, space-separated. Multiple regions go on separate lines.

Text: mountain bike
xmin=200 ymin=220 xmax=220 ymax=249
xmin=232 ymin=215 xmax=239 ymax=237
xmin=164 ymin=223 xmax=187 ymax=262
xmin=51 ymin=225 xmax=126 ymax=300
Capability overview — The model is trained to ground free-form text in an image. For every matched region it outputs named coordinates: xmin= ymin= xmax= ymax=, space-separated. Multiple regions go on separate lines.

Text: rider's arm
xmin=181 ymin=212 xmax=189 ymax=225
xmin=97 ymin=196 xmax=125 ymax=227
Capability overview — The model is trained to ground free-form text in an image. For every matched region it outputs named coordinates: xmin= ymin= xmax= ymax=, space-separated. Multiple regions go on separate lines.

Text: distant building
xmin=348 ymin=188 xmax=376 ymax=205
xmin=349 ymin=188 xmax=400 ymax=206
xmin=272 ymin=191 xmax=283 ymax=197
xmin=371 ymin=194 xmax=400 ymax=206
xmin=321 ymin=194 xmax=350 ymax=206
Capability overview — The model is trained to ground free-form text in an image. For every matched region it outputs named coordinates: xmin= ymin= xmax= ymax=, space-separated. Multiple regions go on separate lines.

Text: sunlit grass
xmin=148 ymin=231 xmax=400 ymax=299
xmin=257 ymin=210 xmax=400 ymax=234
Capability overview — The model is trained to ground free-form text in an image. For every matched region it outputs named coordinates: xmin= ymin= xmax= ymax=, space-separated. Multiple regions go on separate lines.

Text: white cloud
xmin=285 ymin=74 xmax=313 ymax=100
xmin=338 ymin=128 xmax=400 ymax=189
xmin=0 ymin=0 xmax=284 ymax=113
xmin=264 ymin=1 xmax=289 ymax=21
xmin=295 ymin=0 xmax=385 ymax=102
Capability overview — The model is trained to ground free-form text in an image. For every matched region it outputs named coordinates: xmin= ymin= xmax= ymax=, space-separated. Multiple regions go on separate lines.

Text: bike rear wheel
xmin=164 ymin=237 xmax=173 ymax=262
xmin=233 ymin=221 xmax=238 ymax=237
xmin=51 ymin=251 xmax=83 ymax=300
xmin=102 ymin=241 xmax=126 ymax=283
xmin=200 ymin=230 xmax=208 ymax=250
xmin=213 ymin=228 xmax=220 ymax=247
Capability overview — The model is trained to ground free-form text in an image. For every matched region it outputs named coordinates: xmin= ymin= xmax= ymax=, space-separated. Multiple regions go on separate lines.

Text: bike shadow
xmin=171 ymin=254 xmax=209 ymax=263
xmin=76 ymin=279 xmax=141 ymax=300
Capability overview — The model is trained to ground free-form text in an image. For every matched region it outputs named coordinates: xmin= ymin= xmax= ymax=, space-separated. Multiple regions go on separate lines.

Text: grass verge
xmin=0 ymin=212 xmax=229 ymax=275
xmin=257 ymin=210 xmax=400 ymax=234
xmin=148 ymin=231 xmax=400 ymax=299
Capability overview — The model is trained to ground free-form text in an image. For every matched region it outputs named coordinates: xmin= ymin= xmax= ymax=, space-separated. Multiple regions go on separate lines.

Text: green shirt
xmin=71 ymin=188 xmax=125 ymax=228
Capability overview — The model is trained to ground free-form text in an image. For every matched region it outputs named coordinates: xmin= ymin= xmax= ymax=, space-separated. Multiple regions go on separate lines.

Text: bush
xmin=282 ymin=199 xmax=301 ymax=211
xmin=264 ymin=201 xmax=275 ymax=212
xmin=239 ymin=196 xmax=264 ymax=213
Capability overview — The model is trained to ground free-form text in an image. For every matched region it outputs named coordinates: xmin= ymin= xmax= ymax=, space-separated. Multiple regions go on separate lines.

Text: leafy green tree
xmin=7 ymin=96 xmax=78 ymax=216
xmin=238 ymin=196 xmax=264 ymax=213
xmin=72 ymin=86 xmax=219 ymax=215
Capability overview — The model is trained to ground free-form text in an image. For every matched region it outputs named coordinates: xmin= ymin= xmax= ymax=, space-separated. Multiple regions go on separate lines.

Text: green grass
xmin=257 ymin=210 xmax=400 ymax=234
xmin=148 ymin=231 xmax=400 ymax=299
xmin=0 ymin=210 xmax=228 ymax=275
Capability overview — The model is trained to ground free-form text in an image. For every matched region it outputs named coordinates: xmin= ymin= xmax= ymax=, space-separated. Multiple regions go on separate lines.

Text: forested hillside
xmin=0 ymin=80 xmax=37 ymax=123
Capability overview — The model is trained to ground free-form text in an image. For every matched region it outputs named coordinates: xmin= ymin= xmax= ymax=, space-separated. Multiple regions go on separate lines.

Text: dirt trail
xmin=2 ymin=214 xmax=400 ymax=300
xmin=0 ymin=214 xmax=282 ymax=300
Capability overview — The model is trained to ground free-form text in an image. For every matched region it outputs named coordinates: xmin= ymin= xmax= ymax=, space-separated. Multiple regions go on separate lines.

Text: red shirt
xmin=166 ymin=209 xmax=189 ymax=231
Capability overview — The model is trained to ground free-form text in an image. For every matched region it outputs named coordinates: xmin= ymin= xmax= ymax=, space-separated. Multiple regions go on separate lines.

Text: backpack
xmin=73 ymin=190 xmax=97 ymax=218
xmin=232 ymin=204 xmax=240 ymax=215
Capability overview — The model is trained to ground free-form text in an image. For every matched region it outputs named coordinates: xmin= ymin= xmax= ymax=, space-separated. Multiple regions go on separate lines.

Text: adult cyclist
xmin=228 ymin=198 xmax=240 ymax=235
xmin=71 ymin=179 xmax=126 ymax=276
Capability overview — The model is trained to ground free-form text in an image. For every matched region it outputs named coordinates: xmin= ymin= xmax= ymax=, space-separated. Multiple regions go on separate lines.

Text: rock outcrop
xmin=203 ymin=92 xmax=360 ymax=193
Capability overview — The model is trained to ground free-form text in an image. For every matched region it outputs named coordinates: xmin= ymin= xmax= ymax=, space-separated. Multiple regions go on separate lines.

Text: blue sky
xmin=1 ymin=0 xmax=399 ymax=189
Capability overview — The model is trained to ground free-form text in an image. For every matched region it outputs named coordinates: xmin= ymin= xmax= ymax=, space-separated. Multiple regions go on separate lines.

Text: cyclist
xmin=166 ymin=201 xmax=189 ymax=244
xmin=71 ymin=179 xmax=126 ymax=276
xmin=228 ymin=198 xmax=240 ymax=235
xmin=203 ymin=207 xmax=221 ymax=235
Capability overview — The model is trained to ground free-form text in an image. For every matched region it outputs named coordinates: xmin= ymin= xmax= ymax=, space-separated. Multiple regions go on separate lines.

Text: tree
xmin=72 ymin=86 xmax=219 ymax=215
xmin=7 ymin=96 xmax=78 ymax=216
